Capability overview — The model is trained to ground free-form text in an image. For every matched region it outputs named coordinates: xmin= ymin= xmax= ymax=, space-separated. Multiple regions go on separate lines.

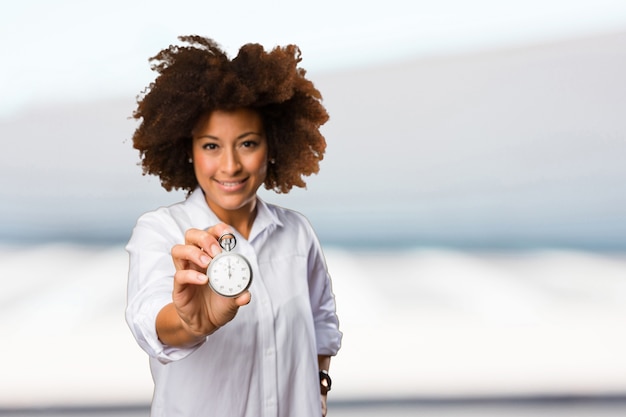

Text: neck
xmin=207 ymin=198 xmax=257 ymax=240
xmin=228 ymin=211 xmax=256 ymax=240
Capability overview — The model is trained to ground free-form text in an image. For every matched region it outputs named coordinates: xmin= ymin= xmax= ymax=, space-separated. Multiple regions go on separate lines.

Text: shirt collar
xmin=249 ymin=197 xmax=283 ymax=243
xmin=184 ymin=187 xmax=220 ymax=229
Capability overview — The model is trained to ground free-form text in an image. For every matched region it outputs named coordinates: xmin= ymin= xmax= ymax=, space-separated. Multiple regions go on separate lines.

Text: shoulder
xmin=135 ymin=199 xmax=187 ymax=228
xmin=263 ymin=201 xmax=314 ymax=232
xmin=135 ymin=188 xmax=210 ymax=230
xmin=259 ymin=200 xmax=323 ymax=254
xmin=129 ymin=198 xmax=194 ymax=247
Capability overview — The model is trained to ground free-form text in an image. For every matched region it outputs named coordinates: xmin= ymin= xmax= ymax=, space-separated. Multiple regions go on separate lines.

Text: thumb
xmin=234 ymin=290 xmax=251 ymax=307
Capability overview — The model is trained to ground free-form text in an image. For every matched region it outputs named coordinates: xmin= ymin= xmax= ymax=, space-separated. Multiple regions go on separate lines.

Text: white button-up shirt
xmin=126 ymin=188 xmax=342 ymax=417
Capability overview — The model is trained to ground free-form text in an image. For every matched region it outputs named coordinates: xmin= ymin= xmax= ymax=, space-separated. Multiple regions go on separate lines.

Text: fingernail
xmin=209 ymin=244 xmax=221 ymax=257
xmin=200 ymin=255 xmax=211 ymax=265
xmin=197 ymin=273 xmax=207 ymax=282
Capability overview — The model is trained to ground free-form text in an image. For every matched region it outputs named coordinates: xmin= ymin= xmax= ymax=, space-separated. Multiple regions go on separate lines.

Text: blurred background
xmin=1 ymin=0 xmax=626 ymax=415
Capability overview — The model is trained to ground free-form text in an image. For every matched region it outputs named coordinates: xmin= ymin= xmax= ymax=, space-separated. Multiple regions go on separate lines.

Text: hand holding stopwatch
xmin=206 ymin=232 xmax=252 ymax=297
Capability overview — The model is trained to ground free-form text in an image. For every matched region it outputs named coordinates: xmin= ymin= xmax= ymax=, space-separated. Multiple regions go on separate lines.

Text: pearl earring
xmin=269 ymin=158 xmax=276 ymax=165
xmin=188 ymin=157 xmax=193 ymax=163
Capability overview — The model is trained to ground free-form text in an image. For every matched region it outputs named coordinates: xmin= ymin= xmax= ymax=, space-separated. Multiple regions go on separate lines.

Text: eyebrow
xmin=194 ymin=131 xmax=264 ymax=140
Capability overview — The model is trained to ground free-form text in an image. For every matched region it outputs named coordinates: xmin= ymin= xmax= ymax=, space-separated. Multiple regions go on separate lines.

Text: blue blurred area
xmin=2 ymin=30 xmax=626 ymax=249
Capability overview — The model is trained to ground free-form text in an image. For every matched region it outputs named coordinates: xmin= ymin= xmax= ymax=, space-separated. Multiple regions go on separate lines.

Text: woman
xmin=125 ymin=36 xmax=342 ymax=417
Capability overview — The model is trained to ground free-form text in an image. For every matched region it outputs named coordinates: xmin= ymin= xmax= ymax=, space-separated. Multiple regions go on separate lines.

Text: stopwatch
xmin=206 ymin=232 xmax=253 ymax=297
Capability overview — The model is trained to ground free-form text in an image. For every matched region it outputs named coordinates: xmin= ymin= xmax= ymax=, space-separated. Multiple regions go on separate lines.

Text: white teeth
xmin=220 ymin=181 xmax=242 ymax=186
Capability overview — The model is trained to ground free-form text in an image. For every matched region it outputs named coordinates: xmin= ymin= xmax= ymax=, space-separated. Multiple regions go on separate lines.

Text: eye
xmin=202 ymin=143 xmax=218 ymax=150
xmin=241 ymin=140 xmax=257 ymax=148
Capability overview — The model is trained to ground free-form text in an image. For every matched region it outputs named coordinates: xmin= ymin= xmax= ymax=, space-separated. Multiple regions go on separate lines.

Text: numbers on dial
xmin=207 ymin=253 xmax=252 ymax=297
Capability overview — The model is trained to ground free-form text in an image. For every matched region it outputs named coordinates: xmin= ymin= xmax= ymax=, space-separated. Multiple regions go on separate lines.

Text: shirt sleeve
xmin=306 ymin=226 xmax=343 ymax=356
xmin=125 ymin=209 xmax=206 ymax=364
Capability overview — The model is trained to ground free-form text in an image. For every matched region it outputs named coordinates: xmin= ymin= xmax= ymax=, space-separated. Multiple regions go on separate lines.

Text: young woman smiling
xmin=125 ymin=36 xmax=341 ymax=417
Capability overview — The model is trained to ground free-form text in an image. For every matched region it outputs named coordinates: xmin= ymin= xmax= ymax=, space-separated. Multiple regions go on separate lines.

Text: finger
xmin=172 ymin=243 xmax=211 ymax=271
xmin=204 ymin=222 xmax=234 ymax=240
xmin=185 ymin=226 xmax=232 ymax=257
xmin=174 ymin=269 xmax=208 ymax=287
xmin=203 ymin=223 xmax=236 ymax=253
xmin=184 ymin=228 xmax=220 ymax=257
xmin=234 ymin=290 xmax=251 ymax=307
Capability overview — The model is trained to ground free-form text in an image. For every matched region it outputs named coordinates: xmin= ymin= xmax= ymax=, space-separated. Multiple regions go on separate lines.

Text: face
xmin=191 ymin=108 xmax=268 ymax=222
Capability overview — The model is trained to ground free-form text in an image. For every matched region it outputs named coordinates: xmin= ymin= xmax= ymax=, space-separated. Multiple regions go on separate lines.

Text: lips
xmin=216 ymin=178 xmax=248 ymax=190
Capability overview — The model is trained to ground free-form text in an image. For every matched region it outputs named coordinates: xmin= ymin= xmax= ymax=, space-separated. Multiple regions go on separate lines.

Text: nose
xmin=220 ymin=148 xmax=242 ymax=175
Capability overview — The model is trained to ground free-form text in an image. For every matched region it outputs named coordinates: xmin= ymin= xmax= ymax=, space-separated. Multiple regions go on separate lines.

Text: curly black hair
xmin=131 ymin=35 xmax=329 ymax=193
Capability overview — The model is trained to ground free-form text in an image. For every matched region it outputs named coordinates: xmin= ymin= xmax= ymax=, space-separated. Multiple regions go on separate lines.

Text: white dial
xmin=206 ymin=233 xmax=252 ymax=297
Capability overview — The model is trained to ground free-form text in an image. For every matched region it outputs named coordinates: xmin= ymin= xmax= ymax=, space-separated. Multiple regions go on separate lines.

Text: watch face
xmin=207 ymin=253 xmax=252 ymax=297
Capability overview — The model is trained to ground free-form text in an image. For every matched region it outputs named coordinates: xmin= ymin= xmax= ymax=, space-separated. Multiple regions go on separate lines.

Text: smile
xmin=216 ymin=179 xmax=247 ymax=189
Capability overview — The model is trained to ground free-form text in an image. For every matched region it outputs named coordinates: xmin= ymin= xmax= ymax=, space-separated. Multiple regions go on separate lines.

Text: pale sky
xmin=2 ymin=0 xmax=626 ymax=117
